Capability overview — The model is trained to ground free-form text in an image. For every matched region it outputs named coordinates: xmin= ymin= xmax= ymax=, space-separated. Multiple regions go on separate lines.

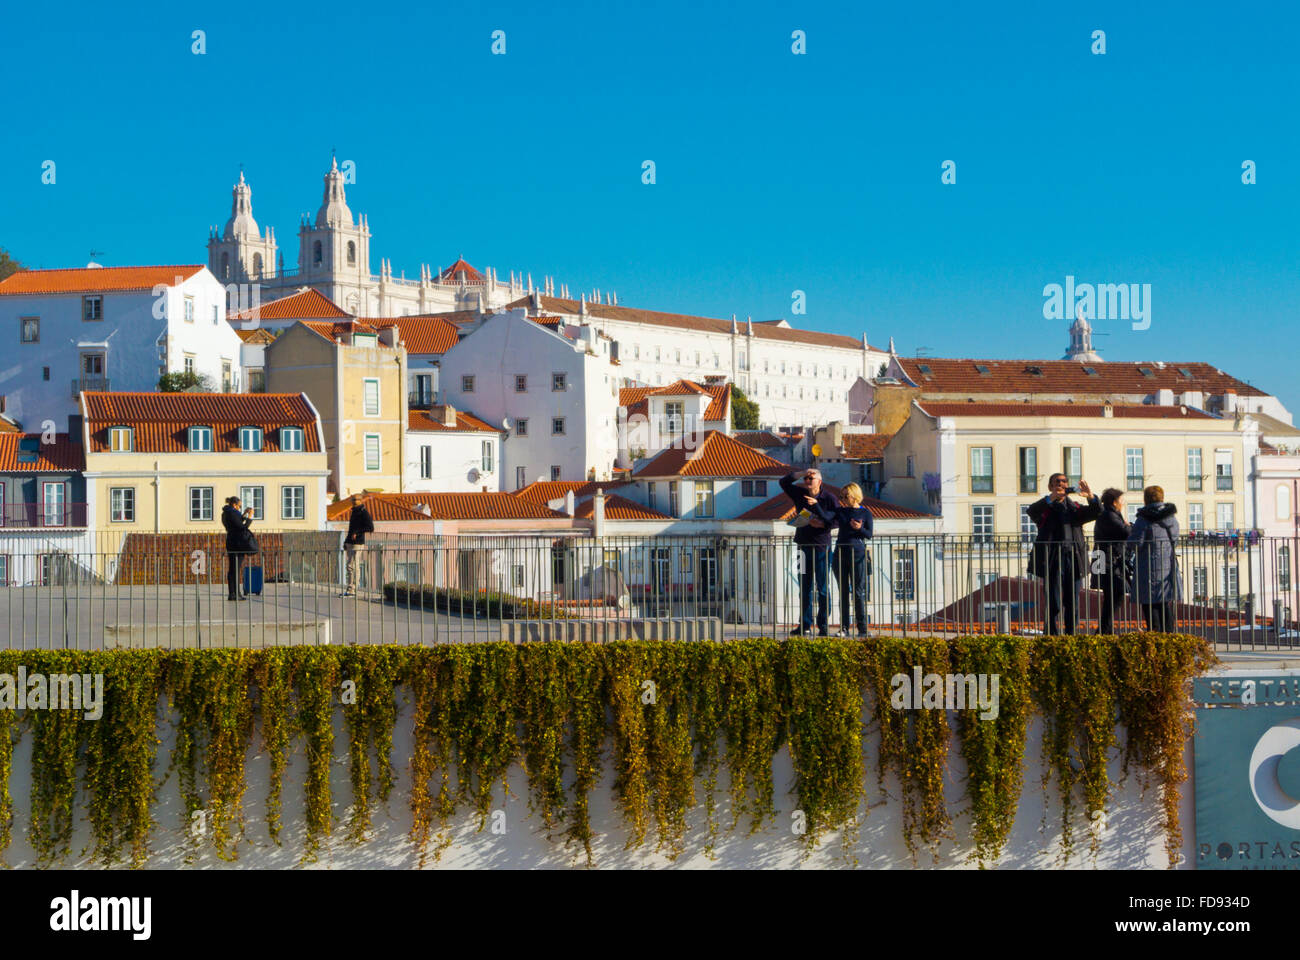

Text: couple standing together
xmin=780 ymin=469 xmax=873 ymax=636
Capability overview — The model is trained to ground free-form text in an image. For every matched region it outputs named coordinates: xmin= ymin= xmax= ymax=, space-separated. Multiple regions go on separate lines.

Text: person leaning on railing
xmin=1027 ymin=474 xmax=1100 ymax=636
xmin=340 ymin=494 xmax=375 ymax=598
xmin=221 ymin=495 xmax=256 ymax=602
xmin=780 ymin=468 xmax=838 ymax=636
xmin=1092 ymin=488 xmax=1131 ymax=635
xmin=1126 ymin=485 xmax=1181 ymax=632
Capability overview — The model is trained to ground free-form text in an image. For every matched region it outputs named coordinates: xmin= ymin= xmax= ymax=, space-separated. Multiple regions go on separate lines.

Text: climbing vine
xmin=291 ymin=647 xmax=339 ymax=863
xmin=254 ymin=650 xmax=293 ymax=845
xmin=339 ymin=647 xmax=401 ymax=843
xmin=720 ymin=640 xmax=784 ymax=836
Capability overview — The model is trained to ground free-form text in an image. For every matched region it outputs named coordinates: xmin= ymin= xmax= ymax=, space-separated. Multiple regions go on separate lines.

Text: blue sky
xmin=2 ymin=1 xmax=1296 ymax=407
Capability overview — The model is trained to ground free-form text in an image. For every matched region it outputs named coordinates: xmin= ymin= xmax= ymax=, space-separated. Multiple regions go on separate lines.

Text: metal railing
xmin=0 ymin=530 xmax=1295 ymax=651
xmin=0 ymin=502 xmax=89 ymax=528
xmin=71 ymin=377 xmax=109 ymax=398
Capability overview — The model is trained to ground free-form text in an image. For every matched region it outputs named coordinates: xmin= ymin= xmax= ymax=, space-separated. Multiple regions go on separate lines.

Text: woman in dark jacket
xmin=221 ymin=496 xmax=257 ymax=601
xmin=830 ymin=482 xmax=873 ymax=637
xmin=1092 ymin=488 xmax=1131 ymax=634
xmin=1126 ymin=485 xmax=1182 ymax=632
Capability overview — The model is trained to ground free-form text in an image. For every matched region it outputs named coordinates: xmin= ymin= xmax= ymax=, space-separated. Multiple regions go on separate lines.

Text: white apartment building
xmin=0 ymin=264 xmax=243 ymax=429
xmin=437 ymin=308 xmax=621 ymax=488
xmin=405 ymin=405 xmax=504 ymax=493
xmin=617 ymin=379 xmax=730 ymax=466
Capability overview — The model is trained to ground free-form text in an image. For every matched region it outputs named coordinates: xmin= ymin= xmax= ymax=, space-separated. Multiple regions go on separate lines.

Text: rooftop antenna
xmin=914 ymin=346 xmax=932 ymax=357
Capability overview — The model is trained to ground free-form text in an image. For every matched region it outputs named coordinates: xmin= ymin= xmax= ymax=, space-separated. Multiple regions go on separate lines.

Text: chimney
xmin=593 ymin=489 xmax=606 ymax=538
xmin=1156 ymin=388 xmax=1174 ymax=406
xmin=431 ymin=404 xmax=456 ymax=427
xmin=564 ymin=490 xmax=575 ymax=516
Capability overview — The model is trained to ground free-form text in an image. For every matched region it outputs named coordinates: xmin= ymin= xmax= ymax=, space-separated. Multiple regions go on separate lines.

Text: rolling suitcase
xmin=243 ymin=562 xmax=264 ymax=597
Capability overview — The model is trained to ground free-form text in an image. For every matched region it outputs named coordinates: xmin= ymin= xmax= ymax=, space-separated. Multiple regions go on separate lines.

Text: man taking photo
xmin=1027 ymin=473 xmax=1101 ymax=635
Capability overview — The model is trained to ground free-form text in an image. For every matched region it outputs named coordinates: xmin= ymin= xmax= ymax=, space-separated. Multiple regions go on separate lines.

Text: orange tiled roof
xmin=838 ymin=433 xmax=892 ymax=459
xmin=915 ymin=401 xmax=1216 ymax=420
xmin=229 ymin=287 xmax=350 ymax=321
xmin=329 ymin=491 xmax=568 ymax=522
xmin=896 ymin=357 xmax=1265 ymax=398
xmin=233 ymin=327 xmax=278 ymax=344
xmin=633 ymin=431 xmax=790 ymax=478
xmin=82 ymin=392 xmax=320 ymax=453
xmin=438 ymin=258 xmax=485 ymax=284
xmin=574 ymin=493 xmax=671 ymax=521
xmin=737 ymin=483 xmax=934 ymax=522
xmin=734 ymin=431 xmax=786 ymax=449
xmin=407 ymin=408 xmax=501 ymax=432
xmin=0 ymin=433 xmax=84 ymax=472
xmin=514 ymin=480 xmax=630 ymax=504
xmin=618 ymin=380 xmax=730 ymax=422
xmin=299 ymin=319 xmax=381 ymax=342
xmin=0 ymin=265 xmax=205 ymax=296
xmin=366 ymin=315 xmax=461 ymax=354
xmin=506 ymin=295 xmax=873 ymax=351
xmin=0 ymin=418 xmax=21 ymax=434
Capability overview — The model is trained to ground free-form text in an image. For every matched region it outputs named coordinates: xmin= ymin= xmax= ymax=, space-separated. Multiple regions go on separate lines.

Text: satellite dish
xmin=468 ymin=468 xmax=481 ymax=482
xmin=811 ymin=443 xmax=822 ymax=457
xmin=502 ymin=417 xmax=512 ymax=430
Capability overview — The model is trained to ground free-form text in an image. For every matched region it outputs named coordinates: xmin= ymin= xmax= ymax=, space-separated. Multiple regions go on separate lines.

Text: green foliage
xmin=730 ymin=385 xmax=760 ymax=431
xmin=0 ymin=248 xmax=22 ymax=284
xmin=383 ymin=582 xmax=573 ymax=619
xmin=0 ymin=637 xmax=1212 ymax=869
xmin=157 ymin=370 xmax=215 ymax=393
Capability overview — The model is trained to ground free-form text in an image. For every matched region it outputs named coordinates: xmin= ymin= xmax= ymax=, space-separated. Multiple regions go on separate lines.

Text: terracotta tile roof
xmin=506 ymin=295 xmax=873 ymax=351
xmin=82 ymin=392 xmax=321 ymax=453
xmin=0 ymin=418 xmax=21 ymax=434
xmin=895 ymin=357 xmax=1265 ymax=398
xmin=407 ymin=408 xmax=501 ymax=432
xmin=633 ymin=431 xmax=790 ymax=478
xmin=838 ymin=433 xmax=892 ymax=458
xmin=703 ymin=383 xmax=730 ymax=422
xmin=0 ymin=265 xmax=205 ymax=296
xmin=0 ymin=433 xmax=84 ymax=472
xmin=438 ymin=258 xmax=485 ymax=284
xmin=329 ymin=491 xmax=568 ymax=522
xmin=737 ymin=483 xmax=934 ymax=522
xmin=299 ymin=320 xmax=381 ymax=342
xmin=365 ymin=315 xmax=460 ymax=354
xmin=327 ymin=496 xmax=433 ymax=523
xmin=574 ymin=493 xmax=672 ymax=521
xmin=618 ymin=380 xmax=730 ymax=422
xmin=734 ymin=431 xmax=786 ymax=449
xmin=232 ymin=327 xmax=278 ymax=344
xmin=514 ymin=480 xmax=629 ymax=504
xmin=915 ymin=401 xmax=1216 ymax=420
xmin=229 ymin=287 xmax=350 ymax=321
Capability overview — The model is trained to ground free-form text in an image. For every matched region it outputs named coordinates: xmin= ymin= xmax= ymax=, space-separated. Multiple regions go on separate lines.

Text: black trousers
xmin=834 ymin=547 xmax=869 ymax=632
xmin=1098 ymin=574 xmax=1125 ymax=635
xmin=1043 ymin=554 xmax=1080 ymax=636
xmin=227 ymin=553 xmax=245 ymax=599
xmin=1142 ymin=601 xmax=1177 ymax=632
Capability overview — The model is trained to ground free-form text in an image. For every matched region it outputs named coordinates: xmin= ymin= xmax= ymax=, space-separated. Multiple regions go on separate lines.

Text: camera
xmin=1066 ymin=486 xmax=1077 ymax=494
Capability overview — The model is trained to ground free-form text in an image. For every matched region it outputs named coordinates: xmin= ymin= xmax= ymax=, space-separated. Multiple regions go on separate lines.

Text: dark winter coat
xmin=222 ymin=504 xmax=257 ymax=555
xmin=1092 ymin=506 xmax=1132 ymax=583
xmin=1127 ymin=503 xmax=1182 ymax=603
xmin=345 ymin=502 xmax=375 ymax=546
xmin=1027 ymin=494 xmax=1102 ymax=577
xmin=780 ymin=474 xmax=838 ymax=547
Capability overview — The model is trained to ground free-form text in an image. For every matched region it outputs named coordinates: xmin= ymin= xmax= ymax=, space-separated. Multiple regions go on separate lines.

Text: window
xmin=655 ymin=347 xmax=661 ymax=362
xmin=420 ymin=445 xmax=432 ymax=479
xmin=109 ymin=426 xmax=133 ymax=452
xmin=0 ymin=555 xmax=7 ymax=585
xmin=347 ymin=241 xmax=356 ymax=265
xmin=894 ymin=548 xmax=916 ymax=601
xmin=183 ymin=355 xmax=195 ymax=375
xmin=184 ymin=297 xmax=195 ymax=323
xmin=515 ymin=375 xmax=527 ymax=392
xmin=1188 ymin=503 xmax=1204 ymax=532
xmin=240 ymin=486 xmax=264 ymax=521
xmin=1020 ymin=504 xmax=1035 ymax=544
xmin=21 ymin=317 xmax=39 ymax=343
xmin=82 ymin=295 xmax=103 ymax=321
xmin=1216 ymin=503 xmax=1234 ymax=530
xmin=512 ymin=565 xmax=525 ymax=589
xmin=1187 ymin=447 xmax=1203 ymax=491
xmin=222 ymin=360 xmax=232 ymax=392
xmin=1018 ymin=447 xmax=1037 ymax=493
xmin=42 ymin=482 xmax=66 ymax=526
xmin=1281 ymin=545 xmax=1293 ymax=592
xmin=363 ymin=379 xmax=380 ymax=417
xmin=239 ymin=427 xmax=263 ymax=451
xmin=282 ymin=485 xmax=305 ymax=520
xmin=42 ymin=366 xmax=49 ymax=381
xmin=279 ymin=426 xmax=304 ymax=451
xmin=1215 ymin=449 xmax=1233 ymax=491
xmin=515 ymin=418 xmax=528 ymax=437
xmin=1222 ymin=565 xmax=1240 ymax=599
xmin=664 ymin=401 xmax=683 ymax=435
xmin=647 ymin=482 xmax=657 ymax=512
xmin=695 ymin=480 xmax=715 ymax=518
xmin=1192 ymin=566 xmax=1209 ymax=600
xmin=1125 ymin=447 xmax=1144 ymax=490
xmin=1063 ymin=447 xmax=1082 ymax=487
xmin=188 ymin=426 xmax=212 ymax=452
xmin=550 ymin=466 xmax=561 ymax=482
xmin=1126 ymin=503 xmax=1139 ymax=523
xmin=364 ymin=435 xmax=381 ymax=471
xmin=515 ymin=466 xmax=526 ymax=490
xmin=633 ymin=345 xmax=640 ymax=359
xmin=313 ymin=240 xmax=323 ymax=265
xmin=552 ymin=373 xmax=567 ymax=392
xmin=906 ymin=455 xmax=915 ymax=478
xmin=972 ymin=505 xmax=994 ymax=543
xmin=970 ymin=447 xmax=993 ymax=493
xmin=481 ymin=440 xmax=494 ymax=473
xmin=551 ymin=417 xmax=565 ymax=435
xmin=189 ymin=486 xmax=213 ymax=521
xmin=668 ymin=481 xmax=679 ymax=516
xmin=1278 ymin=485 xmax=1292 ymax=522
xmin=680 ymin=548 xmax=693 ymax=574
xmin=461 ymin=375 xmax=475 ymax=393
xmin=212 ymin=305 xmax=219 ymax=325
xmin=741 ymin=479 xmax=768 ymax=498
xmin=110 ymin=487 xmax=135 ymax=522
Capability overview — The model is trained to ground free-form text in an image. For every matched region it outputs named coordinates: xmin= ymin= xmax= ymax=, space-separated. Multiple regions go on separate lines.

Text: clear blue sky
xmin=2 ymin=1 xmax=1296 ymax=407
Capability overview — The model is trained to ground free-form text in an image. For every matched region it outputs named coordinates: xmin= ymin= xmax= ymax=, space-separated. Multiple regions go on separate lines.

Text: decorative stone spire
xmin=1063 ymin=303 xmax=1102 ymax=362
xmin=222 ymin=170 xmax=260 ymax=240
xmin=315 ymin=156 xmax=353 ymax=228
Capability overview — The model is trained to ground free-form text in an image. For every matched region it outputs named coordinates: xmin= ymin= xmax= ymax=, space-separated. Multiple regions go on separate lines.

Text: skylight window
xmin=1177 ymin=367 xmax=1193 ymax=379
xmin=1083 ymin=366 xmax=1098 ymax=377
xmin=916 ymin=363 xmax=932 ymax=377
xmin=975 ymin=364 xmax=990 ymax=376
xmin=1139 ymin=367 xmax=1155 ymax=378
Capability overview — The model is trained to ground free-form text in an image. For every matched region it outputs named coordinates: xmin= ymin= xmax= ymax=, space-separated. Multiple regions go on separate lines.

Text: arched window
xmin=221 ymin=253 xmax=230 ymax=279
xmin=347 ymin=241 xmax=356 ymax=266
xmin=313 ymin=241 xmax=323 ymax=265
xmin=252 ymin=253 xmax=263 ymax=277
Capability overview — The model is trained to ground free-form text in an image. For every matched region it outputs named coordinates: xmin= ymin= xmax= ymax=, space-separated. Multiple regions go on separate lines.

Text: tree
xmin=731 ymin=385 xmax=759 ymax=431
xmin=878 ymin=361 xmax=889 ymax=378
xmin=158 ymin=371 xmax=216 ymax=392
xmin=0 ymin=248 xmax=23 ymax=283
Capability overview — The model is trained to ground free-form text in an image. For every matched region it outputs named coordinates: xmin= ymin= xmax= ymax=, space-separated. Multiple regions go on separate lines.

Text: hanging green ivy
xmin=0 ymin=651 xmax=20 ymax=866
xmin=720 ymin=640 xmax=784 ymax=836
xmin=27 ymin=651 xmax=91 ymax=866
xmin=515 ymin=642 xmax=570 ymax=840
xmin=290 ymin=647 xmax=339 ymax=864
xmin=563 ymin=642 xmax=606 ymax=862
xmin=339 ymin=647 xmax=401 ymax=843
xmin=254 ymin=650 xmax=293 ymax=845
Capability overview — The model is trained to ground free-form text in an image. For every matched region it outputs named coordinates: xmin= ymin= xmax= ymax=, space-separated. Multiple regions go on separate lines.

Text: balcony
xmin=1126 ymin=475 xmax=1144 ymax=491
xmin=71 ymin=377 xmax=109 ymax=398
xmin=970 ymin=476 xmax=994 ymax=494
xmin=0 ymin=502 xmax=89 ymax=529
xmin=1018 ymin=475 xmax=1037 ymax=494
xmin=1216 ymin=474 xmax=1234 ymax=492
xmin=1188 ymin=475 xmax=1203 ymax=492
xmin=408 ymin=390 xmax=436 ymax=410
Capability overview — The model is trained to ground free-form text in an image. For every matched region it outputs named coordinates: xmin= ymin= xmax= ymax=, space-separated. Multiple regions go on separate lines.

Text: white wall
xmin=404 ymin=430 xmax=503 ymax=492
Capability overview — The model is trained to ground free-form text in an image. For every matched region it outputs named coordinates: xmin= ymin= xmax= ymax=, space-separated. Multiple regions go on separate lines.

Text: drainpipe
xmin=153 ymin=459 xmax=161 ymax=534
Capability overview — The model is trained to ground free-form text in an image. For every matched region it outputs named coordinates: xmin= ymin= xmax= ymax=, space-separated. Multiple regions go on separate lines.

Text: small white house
xmin=405 ymin=405 xmax=505 ymax=492
xmin=0 ymin=264 xmax=243 ymax=429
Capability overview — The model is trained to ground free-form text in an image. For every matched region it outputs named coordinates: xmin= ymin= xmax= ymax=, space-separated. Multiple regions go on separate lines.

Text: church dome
xmin=315 ymin=157 xmax=353 ymax=228
xmin=222 ymin=171 xmax=261 ymax=240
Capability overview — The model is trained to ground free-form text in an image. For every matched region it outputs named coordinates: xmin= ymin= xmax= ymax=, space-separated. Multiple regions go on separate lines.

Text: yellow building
xmin=80 ymin=391 xmax=329 ymax=533
xmin=263 ymin=320 xmax=408 ymax=496
xmin=884 ymin=401 xmax=1259 ymax=538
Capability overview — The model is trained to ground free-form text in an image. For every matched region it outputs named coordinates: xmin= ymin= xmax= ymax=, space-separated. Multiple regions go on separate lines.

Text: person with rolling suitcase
xmin=222 ymin=495 xmax=258 ymax=602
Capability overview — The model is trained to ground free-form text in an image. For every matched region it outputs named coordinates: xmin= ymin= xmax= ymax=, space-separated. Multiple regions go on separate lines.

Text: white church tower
xmin=297 ymin=156 xmax=371 ymax=313
xmin=1063 ymin=306 xmax=1102 ymax=362
xmin=207 ymin=170 xmax=277 ymax=285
